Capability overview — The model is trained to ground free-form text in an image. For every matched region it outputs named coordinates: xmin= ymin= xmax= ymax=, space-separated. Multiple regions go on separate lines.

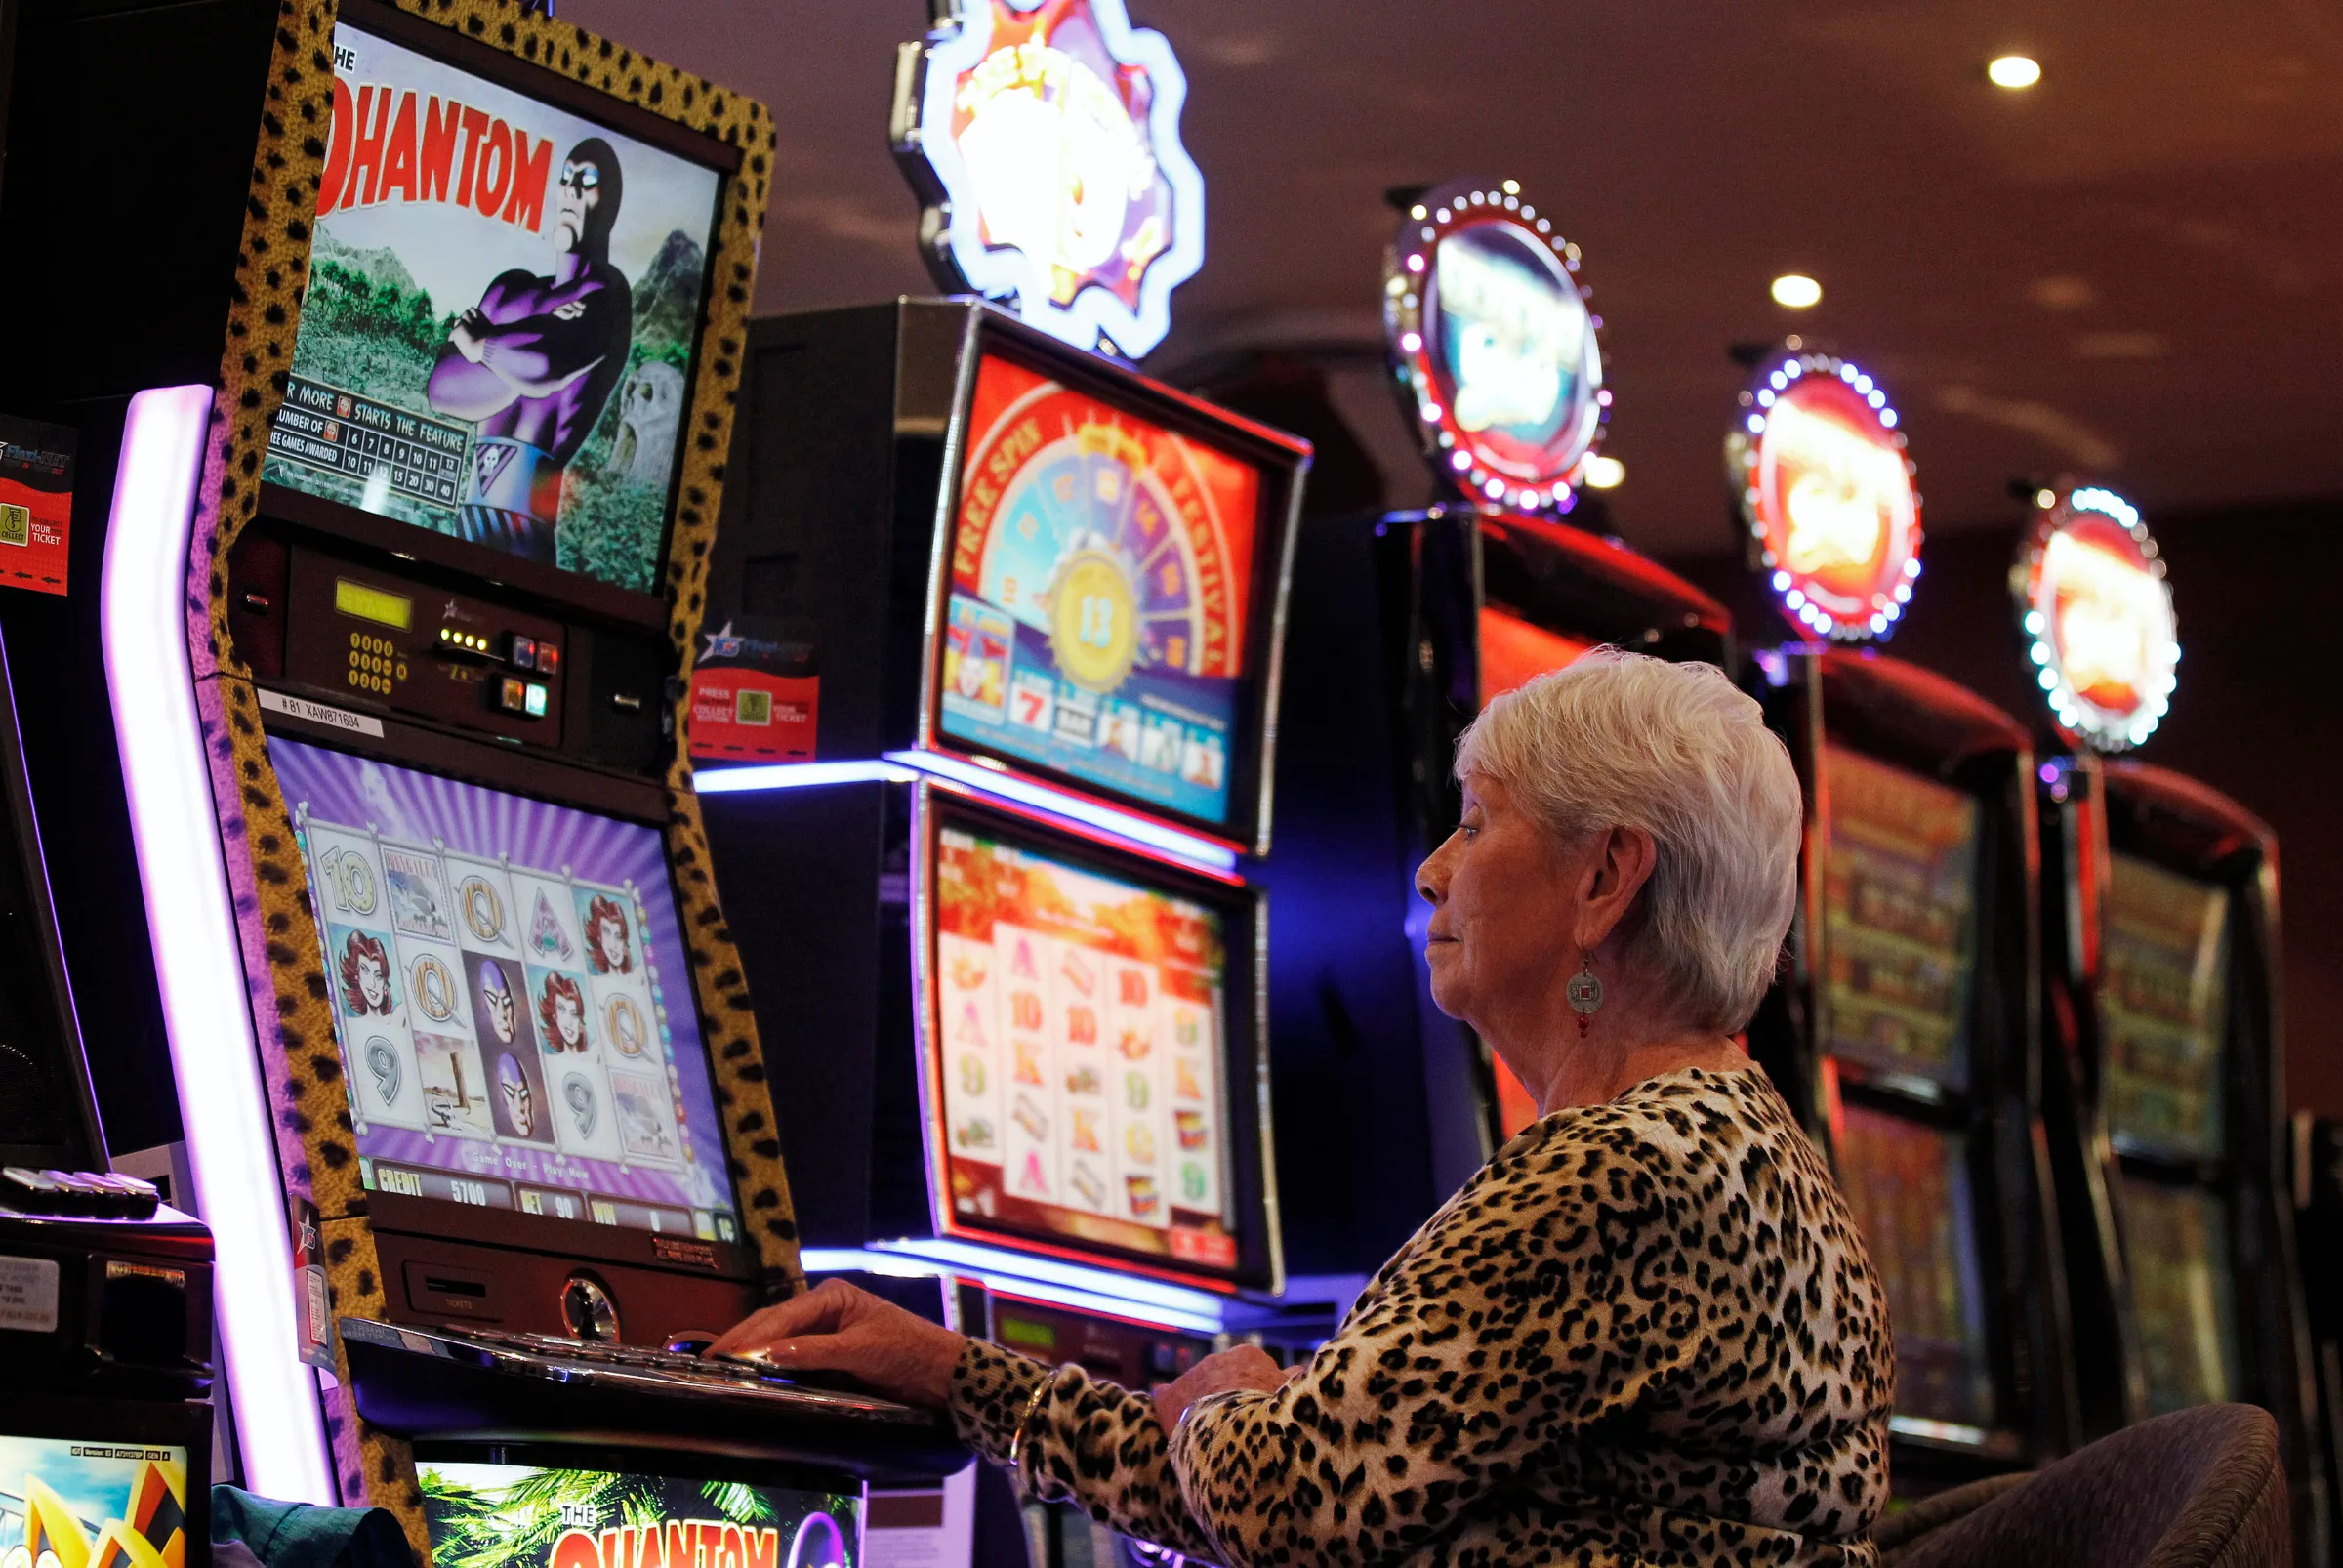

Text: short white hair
xmin=1455 ymin=649 xmax=1802 ymax=1034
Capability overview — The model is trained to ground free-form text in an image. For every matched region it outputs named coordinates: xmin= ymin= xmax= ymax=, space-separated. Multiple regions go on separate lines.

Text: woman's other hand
xmin=707 ymin=1278 xmax=967 ymax=1408
xmin=1149 ymin=1344 xmax=1291 ymax=1434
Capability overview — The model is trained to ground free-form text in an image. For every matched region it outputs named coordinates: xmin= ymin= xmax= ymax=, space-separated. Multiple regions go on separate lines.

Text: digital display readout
xmin=336 ymin=577 xmax=416 ymax=630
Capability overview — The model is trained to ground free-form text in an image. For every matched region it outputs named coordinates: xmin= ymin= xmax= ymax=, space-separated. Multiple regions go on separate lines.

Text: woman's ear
xmin=1575 ymin=825 xmax=1659 ymax=952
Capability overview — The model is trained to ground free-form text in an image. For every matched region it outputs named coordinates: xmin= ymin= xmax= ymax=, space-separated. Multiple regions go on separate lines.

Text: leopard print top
xmin=950 ymin=1064 xmax=1894 ymax=1567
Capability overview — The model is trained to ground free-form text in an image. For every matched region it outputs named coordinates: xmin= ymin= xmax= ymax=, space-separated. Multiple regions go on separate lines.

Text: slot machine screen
xmin=0 ymin=1440 xmax=190 ymax=1568
xmin=2100 ymin=853 xmax=2229 ymax=1160
xmin=1822 ymin=746 xmax=1982 ymax=1090
xmin=271 ymin=739 xmax=739 ymax=1244
xmin=937 ymin=348 xmax=1275 ymax=834
xmin=926 ymin=809 xmax=1250 ymax=1282
xmin=2121 ymin=1176 xmax=2240 ymax=1413
xmin=261 ymin=5 xmax=727 ymax=596
xmin=1835 ymin=1103 xmax=1995 ymax=1427
xmin=417 ymin=1461 xmax=861 ymax=1568
xmin=1477 ymin=606 xmax=1591 ymax=707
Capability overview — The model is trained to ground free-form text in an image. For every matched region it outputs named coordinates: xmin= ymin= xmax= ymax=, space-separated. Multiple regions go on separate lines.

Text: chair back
xmin=1886 ymin=1404 xmax=2288 ymax=1568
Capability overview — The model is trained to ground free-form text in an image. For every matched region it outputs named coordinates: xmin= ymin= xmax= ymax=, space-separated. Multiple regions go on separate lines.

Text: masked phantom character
xmin=427 ymin=139 xmax=634 ymax=564
xmin=497 ymin=1052 xmax=535 ymax=1136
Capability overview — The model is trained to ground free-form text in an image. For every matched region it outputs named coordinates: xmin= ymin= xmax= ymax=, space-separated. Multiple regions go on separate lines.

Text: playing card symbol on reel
xmin=562 ymin=1073 xmax=598 ymax=1137
xmin=459 ymin=875 xmax=507 ymax=944
xmin=604 ymin=993 xmax=648 ymax=1057
xmin=411 ymin=952 xmax=459 ymax=1024
xmin=364 ymin=1038 xmax=402 ymax=1104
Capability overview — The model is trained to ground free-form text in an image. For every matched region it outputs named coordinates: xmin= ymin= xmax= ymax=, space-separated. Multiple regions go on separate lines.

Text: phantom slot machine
xmin=1728 ymin=346 xmax=2077 ymax=1487
xmin=90 ymin=2 xmax=961 ymax=1560
xmin=2012 ymin=484 xmax=2322 ymax=1555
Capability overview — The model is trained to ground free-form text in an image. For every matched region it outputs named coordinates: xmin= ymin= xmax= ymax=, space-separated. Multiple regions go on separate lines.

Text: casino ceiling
xmin=561 ymin=0 xmax=2343 ymax=556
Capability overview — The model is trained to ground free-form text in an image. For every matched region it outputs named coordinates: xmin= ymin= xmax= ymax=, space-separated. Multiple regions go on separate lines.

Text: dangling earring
xmin=1566 ymin=952 xmax=1604 ymax=1037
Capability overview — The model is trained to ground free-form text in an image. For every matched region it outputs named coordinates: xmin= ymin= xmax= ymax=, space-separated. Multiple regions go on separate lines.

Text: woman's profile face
xmin=1418 ymin=772 xmax=1582 ymax=1033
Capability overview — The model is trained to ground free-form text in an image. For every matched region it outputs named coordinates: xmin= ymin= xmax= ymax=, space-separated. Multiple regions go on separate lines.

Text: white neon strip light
xmin=1889 ymin=1414 xmax=1993 ymax=1449
xmin=103 ymin=386 xmax=337 ymax=1505
xmin=869 ymin=1236 xmax=1230 ymax=1319
xmin=882 ymin=751 xmax=1239 ymax=875
xmin=799 ymin=1247 xmax=1225 ymax=1337
xmin=694 ymin=760 xmax=921 ymax=794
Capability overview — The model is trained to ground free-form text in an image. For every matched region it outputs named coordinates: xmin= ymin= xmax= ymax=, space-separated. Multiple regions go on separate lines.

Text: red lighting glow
xmin=1729 ymin=351 xmax=1919 ymax=640
xmin=2015 ymin=486 xmax=2176 ymax=751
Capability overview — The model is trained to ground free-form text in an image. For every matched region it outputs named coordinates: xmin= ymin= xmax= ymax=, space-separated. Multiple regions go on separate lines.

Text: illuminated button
xmin=533 ymin=642 xmax=560 ymax=678
xmin=510 ymin=635 xmax=538 ymax=670
xmin=497 ymin=677 xmax=528 ymax=714
xmin=523 ymin=681 xmax=550 ymax=719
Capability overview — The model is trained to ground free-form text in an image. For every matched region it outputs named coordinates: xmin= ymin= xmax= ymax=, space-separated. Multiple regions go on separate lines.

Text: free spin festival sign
xmin=1383 ymin=176 xmax=1609 ymax=516
xmin=893 ymin=0 xmax=1205 ymax=358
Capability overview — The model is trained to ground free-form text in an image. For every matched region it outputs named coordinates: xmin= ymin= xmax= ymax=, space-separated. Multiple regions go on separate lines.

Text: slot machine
xmin=68 ymin=1 xmax=962 ymax=1561
xmin=1254 ymin=177 xmax=1733 ymax=1262
xmin=2014 ymin=487 xmax=2323 ymax=1554
xmin=0 ymin=623 xmax=217 ymax=1568
xmin=693 ymin=299 xmax=1313 ymax=1563
xmin=1726 ymin=345 xmax=2077 ymax=1487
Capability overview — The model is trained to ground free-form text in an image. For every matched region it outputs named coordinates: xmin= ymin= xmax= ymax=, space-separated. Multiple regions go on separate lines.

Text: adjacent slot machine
xmin=698 ymin=302 xmax=1303 ymax=1311
xmin=0 ymin=625 xmax=217 ymax=1568
xmin=2015 ymin=487 xmax=2322 ymax=1551
xmin=694 ymin=299 xmax=1312 ymax=1565
xmin=1728 ymin=345 xmax=2076 ymax=1485
xmin=87 ymin=0 xmax=961 ymax=1557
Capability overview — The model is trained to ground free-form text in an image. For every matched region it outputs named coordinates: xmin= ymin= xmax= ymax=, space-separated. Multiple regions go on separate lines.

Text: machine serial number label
xmin=258 ymin=688 xmax=386 ymax=737
xmin=0 ymin=1255 xmax=60 ymax=1333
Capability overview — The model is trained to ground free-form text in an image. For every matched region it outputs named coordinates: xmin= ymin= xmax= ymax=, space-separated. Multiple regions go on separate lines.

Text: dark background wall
xmin=1665 ymin=497 xmax=2343 ymax=1116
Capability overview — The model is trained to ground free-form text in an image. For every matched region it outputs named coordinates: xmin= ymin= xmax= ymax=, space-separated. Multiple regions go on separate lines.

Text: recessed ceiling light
xmin=1583 ymin=455 xmax=1625 ymax=489
xmin=1988 ymin=55 xmax=2041 ymax=89
xmin=1771 ymin=274 xmax=1822 ymax=309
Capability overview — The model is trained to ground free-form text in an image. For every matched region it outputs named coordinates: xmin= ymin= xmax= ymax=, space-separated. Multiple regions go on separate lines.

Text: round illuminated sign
xmin=895 ymin=0 xmax=1204 ymax=359
xmin=2014 ymin=485 xmax=2177 ymax=752
xmin=1727 ymin=348 xmax=1920 ymax=640
xmin=1384 ymin=177 xmax=1608 ymax=515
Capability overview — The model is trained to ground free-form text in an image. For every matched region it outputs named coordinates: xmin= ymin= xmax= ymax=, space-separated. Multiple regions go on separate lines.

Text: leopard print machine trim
xmin=188 ymin=0 xmax=788 ymax=1537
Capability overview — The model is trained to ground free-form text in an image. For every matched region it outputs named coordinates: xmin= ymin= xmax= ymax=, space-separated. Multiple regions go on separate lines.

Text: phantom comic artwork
xmin=264 ymin=23 xmax=721 ymax=593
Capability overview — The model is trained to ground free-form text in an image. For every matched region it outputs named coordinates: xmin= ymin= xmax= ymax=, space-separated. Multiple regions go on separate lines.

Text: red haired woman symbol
xmin=538 ymin=970 xmax=590 ymax=1053
xmin=338 ymin=931 xmax=394 ymax=1016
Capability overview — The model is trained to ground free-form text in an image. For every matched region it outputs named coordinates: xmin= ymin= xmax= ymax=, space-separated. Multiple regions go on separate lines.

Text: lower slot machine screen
xmin=418 ymin=1461 xmax=861 ymax=1568
xmin=2121 ymin=1176 xmax=2240 ymax=1414
xmin=2101 ymin=852 xmax=2230 ymax=1160
xmin=928 ymin=814 xmax=1244 ymax=1278
xmin=1834 ymin=1103 xmax=1996 ymax=1428
xmin=272 ymin=738 xmax=739 ymax=1244
xmin=937 ymin=349 xmax=1269 ymax=833
xmin=1477 ymin=606 xmax=1592 ymax=708
xmin=1822 ymin=746 xmax=1982 ymax=1091
xmin=0 ymin=1439 xmax=189 ymax=1568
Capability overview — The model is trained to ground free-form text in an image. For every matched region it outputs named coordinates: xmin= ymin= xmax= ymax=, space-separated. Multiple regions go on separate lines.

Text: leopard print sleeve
xmin=949 ymin=1067 xmax=1893 ymax=1568
xmin=948 ymin=1336 xmax=1224 ymax=1560
xmin=1167 ymin=1067 xmax=1892 ymax=1568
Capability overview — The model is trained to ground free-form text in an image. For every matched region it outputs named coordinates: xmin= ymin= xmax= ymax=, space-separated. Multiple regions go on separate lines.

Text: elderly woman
xmin=714 ymin=651 xmax=1894 ymax=1567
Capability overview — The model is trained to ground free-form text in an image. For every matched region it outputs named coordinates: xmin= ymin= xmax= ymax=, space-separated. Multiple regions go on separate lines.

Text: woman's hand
xmin=707 ymin=1279 xmax=968 ymax=1409
xmin=1149 ymin=1344 xmax=1293 ymax=1435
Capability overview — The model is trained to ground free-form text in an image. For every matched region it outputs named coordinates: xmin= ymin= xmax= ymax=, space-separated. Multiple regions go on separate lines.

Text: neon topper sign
xmin=2014 ymin=485 xmax=2177 ymax=752
xmin=1728 ymin=347 xmax=1920 ymax=640
xmin=1384 ymin=176 xmax=1608 ymax=515
xmin=893 ymin=0 xmax=1204 ymax=358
